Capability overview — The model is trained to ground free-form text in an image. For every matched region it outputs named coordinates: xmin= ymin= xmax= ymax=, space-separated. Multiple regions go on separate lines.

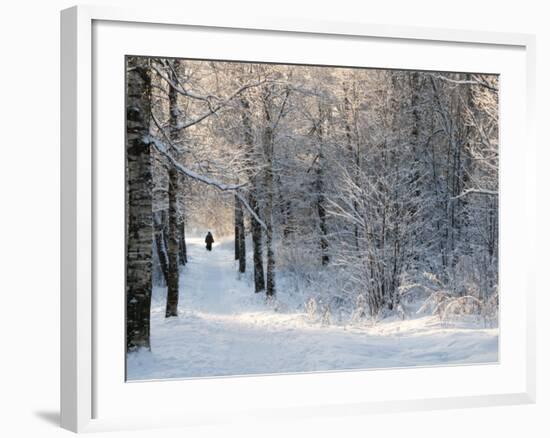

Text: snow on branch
xmin=430 ymin=74 xmax=498 ymax=92
xmin=145 ymin=134 xmax=267 ymax=230
xmin=234 ymin=192 xmax=267 ymax=231
xmin=451 ymin=188 xmax=498 ymax=200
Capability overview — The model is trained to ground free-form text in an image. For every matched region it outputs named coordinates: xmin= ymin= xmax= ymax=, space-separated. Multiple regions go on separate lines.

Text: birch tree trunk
xmin=126 ymin=57 xmax=153 ymax=351
xmin=165 ymin=60 xmax=181 ymax=318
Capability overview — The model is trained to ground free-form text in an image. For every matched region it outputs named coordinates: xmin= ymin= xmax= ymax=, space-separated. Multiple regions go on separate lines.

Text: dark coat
xmin=205 ymin=232 xmax=214 ymax=250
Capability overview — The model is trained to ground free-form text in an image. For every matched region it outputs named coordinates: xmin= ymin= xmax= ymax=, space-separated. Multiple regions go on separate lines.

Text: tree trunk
xmin=343 ymin=81 xmax=360 ymax=251
xmin=165 ymin=59 xmax=181 ymax=318
xmin=238 ymin=223 xmax=246 ymax=273
xmin=316 ymin=169 xmax=329 ymax=266
xmin=316 ymin=104 xmax=329 ymax=266
xmin=250 ymin=193 xmax=265 ymax=293
xmin=126 ymin=57 xmax=153 ymax=352
xmin=179 ymin=216 xmax=188 ymax=265
xmin=235 ymin=195 xmax=246 ymax=273
xmin=154 ymin=212 xmax=169 ymax=286
xmin=165 ymin=168 xmax=180 ymax=317
xmin=263 ymin=100 xmax=276 ymax=297
xmin=281 ymin=198 xmax=292 ymax=239
xmin=234 ymin=196 xmax=240 ymax=260
xmin=240 ymin=95 xmax=265 ymax=292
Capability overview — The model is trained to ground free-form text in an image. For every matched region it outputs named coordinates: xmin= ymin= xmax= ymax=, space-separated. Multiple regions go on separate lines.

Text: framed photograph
xmin=61 ymin=5 xmax=536 ymax=433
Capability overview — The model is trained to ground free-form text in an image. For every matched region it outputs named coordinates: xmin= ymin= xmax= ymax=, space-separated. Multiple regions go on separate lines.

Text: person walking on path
xmin=205 ymin=231 xmax=214 ymax=251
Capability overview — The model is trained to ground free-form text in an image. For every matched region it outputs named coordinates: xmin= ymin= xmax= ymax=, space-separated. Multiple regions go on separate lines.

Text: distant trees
xmin=126 ymin=56 xmax=499 ymax=352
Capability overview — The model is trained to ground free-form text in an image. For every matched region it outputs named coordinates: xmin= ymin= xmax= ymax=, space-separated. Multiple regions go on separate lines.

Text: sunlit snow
xmin=127 ymin=236 xmax=498 ymax=381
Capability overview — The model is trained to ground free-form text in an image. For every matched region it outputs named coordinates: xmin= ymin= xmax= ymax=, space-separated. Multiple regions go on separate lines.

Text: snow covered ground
xmin=127 ymin=236 xmax=498 ymax=381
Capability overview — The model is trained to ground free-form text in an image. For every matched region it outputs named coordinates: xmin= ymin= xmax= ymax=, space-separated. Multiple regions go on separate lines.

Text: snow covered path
xmin=127 ymin=237 xmax=498 ymax=380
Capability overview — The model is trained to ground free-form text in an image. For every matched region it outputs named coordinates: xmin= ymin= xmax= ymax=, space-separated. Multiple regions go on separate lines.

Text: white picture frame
xmin=60 ymin=4 xmax=537 ymax=433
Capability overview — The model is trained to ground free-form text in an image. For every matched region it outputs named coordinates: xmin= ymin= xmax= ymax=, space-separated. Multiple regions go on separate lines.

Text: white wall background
xmin=0 ymin=1 xmax=546 ymax=437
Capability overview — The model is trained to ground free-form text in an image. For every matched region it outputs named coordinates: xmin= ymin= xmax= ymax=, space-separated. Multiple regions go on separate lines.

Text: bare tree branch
xmin=145 ymin=134 xmax=267 ymax=229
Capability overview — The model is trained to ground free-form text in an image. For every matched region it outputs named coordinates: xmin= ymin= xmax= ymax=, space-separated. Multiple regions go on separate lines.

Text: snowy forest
xmin=126 ymin=56 xmax=499 ymax=380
